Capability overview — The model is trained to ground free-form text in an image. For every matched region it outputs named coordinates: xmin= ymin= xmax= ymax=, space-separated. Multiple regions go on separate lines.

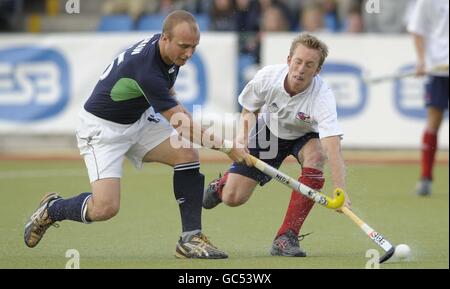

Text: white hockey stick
xmin=341 ymin=207 xmax=395 ymax=263
xmin=364 ymin=64 xmax=449 ymax=84
xmin=247 ymin=155 xmax=345 ymax=209
xmin=248 ymin=155 xmax=395 ymax=263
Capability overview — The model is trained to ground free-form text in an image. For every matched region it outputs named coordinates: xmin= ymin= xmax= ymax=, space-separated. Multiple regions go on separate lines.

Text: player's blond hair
xmin=290 ymin=33 xmax=329 ymax=68
xmin=163 ymin=10 xmax=199 ymax=38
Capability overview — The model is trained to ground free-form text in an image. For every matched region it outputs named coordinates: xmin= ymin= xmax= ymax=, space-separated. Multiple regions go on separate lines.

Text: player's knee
xmin=222 ymin=189 xmax=248 ymax=207
xmin=177 ymin=148 xmax=199 ymax=163
xmin=222 ymin=194 xmax=245 ymax=207
xmin=90 ymin=203 xmax=120 ymax=221
xmin=304 ymin=150 xmax=326 ymax=168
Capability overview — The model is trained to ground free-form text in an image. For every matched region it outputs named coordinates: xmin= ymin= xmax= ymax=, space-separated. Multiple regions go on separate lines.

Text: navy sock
xmin=173 ymin=162 xmax=204 ymax=233
xmin=48 ymin=192 xmax=92 ymax=223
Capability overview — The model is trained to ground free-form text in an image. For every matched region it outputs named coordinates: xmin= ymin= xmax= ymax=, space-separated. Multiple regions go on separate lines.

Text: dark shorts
xmin=229 ymin=121 xmax=319 ymax=186
xmin=425 ymin=76 xmax=449 ymax=110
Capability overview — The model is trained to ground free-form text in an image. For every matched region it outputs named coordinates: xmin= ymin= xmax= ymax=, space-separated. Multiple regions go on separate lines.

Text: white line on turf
xmin=0 ymin=169 xmax=87 ymax=179
xmin=0 ymin=168 xmax=171 ymax=179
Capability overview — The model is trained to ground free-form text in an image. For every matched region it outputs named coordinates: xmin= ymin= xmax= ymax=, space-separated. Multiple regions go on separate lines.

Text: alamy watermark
xmin=365 ymin=249 xmax=380 ymax=269
xmin=365 ymin=0 xmax=380 ymax=14
xmin=65 ymin=249 xmax=80 ymax=269
xmin=65 ymin=0 xmax=80 ymax=14
xmin=168 ymin=105 xmax=279 ymax=159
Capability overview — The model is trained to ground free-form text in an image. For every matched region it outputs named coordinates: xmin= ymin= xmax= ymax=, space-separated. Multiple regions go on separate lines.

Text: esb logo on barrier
xmin=0 ymin=47 xmax=69 ymax=122
xmin=394 ymin=64 xmax=427 ymax=119
xmin=321 ymin=63 xmax=367 ymax=118
xmin=174 ymin=53 xmax=206 ymax=112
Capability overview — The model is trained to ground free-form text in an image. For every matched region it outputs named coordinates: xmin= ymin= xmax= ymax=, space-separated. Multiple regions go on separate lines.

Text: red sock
xmin=276 ymin=168 xmax=324 ymax=237
xmin=421 ymin=131 xmax=437 ymax=180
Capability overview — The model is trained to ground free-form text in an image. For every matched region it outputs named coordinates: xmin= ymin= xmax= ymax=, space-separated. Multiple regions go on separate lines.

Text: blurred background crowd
xmin=0 ymin=0 xmax=417 ymax=62
xmin=0 ymin=0 xmax=416 ymax=34
xmin=0 ymin=0 xmax=419 ymax=92
xmin=0 ymin=1 xmax=447 ymax=158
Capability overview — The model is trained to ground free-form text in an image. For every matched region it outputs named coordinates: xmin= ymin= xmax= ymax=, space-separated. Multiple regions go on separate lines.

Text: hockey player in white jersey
xmin=408 ymin=0 xmax=449 ymax=196
xmin=203 ymin=33 xmax=351 ymax=257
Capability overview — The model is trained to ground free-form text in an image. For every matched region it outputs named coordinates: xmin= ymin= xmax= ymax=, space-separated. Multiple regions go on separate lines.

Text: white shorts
xmin=76 ymin=107 xmax=177 ymax=183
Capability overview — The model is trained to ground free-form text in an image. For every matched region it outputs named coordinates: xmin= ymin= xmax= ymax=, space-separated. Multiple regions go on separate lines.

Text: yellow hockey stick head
xmin=325 ymin=188 xmax=345 ymax=209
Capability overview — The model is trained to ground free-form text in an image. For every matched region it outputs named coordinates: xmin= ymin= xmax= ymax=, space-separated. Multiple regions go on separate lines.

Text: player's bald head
xmin=163 ymin=10 xmax=199 ymax=38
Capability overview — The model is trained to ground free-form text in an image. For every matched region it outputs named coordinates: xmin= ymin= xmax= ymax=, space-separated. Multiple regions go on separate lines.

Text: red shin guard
xmin=421 ymin=131 xmax=437 ymax=180
xmin=276 ymin=168 xmax=324 ymax=237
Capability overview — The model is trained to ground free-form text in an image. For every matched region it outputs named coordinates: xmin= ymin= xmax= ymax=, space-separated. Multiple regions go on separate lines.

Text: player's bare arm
xmin=235 ymin=108 xmax=259 ymax=149
xmin=160 ymin=104 xmax=251 ymax=165
xmin=321 ymin=136 xmax=351 ymax=210
xmin=411 ymin=33 xmax=426 ymax=76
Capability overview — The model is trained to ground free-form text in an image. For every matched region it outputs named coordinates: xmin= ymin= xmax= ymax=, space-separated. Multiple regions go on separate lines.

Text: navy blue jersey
xmin=84 ymin=34 xmax=179 ymax=124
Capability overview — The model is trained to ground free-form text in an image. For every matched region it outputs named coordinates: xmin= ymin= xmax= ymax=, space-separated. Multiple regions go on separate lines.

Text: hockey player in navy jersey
xmin=24 ymin=10 xmax=250 ymax=259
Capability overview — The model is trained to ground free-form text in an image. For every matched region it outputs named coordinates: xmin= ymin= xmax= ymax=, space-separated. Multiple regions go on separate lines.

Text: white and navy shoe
xmin=24 ymin=192 xmax=61 ymax=248
xmin=175 ymin=233 xmax=228 ymax=259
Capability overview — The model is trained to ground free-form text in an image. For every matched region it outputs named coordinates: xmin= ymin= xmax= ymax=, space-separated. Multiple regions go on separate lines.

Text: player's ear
xmin=287 ymin=55 xmax=292 ymax=65
xmin=161 ymin=32 xmax=170 ymax=43
xmin=315 ymin=65 xmax=322 ymax=76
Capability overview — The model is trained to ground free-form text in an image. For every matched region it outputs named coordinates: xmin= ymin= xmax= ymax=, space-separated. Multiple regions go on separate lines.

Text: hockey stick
xmin=364 ymin=64 xmax=449 ymax=84
xmin=248 ymin=155 xmax=395 ymax=262
xmin=341 ymin=207 xmax=395 ymax=263
xmin=247 ymin=155 xmax=345 ymax=209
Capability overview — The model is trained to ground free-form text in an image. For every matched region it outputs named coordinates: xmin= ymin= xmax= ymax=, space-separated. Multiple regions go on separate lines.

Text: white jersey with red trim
xmin=238 ymin=64 xmax=343 ymax=140
xmin=407 ymin=0 xmax=449 ymax=75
